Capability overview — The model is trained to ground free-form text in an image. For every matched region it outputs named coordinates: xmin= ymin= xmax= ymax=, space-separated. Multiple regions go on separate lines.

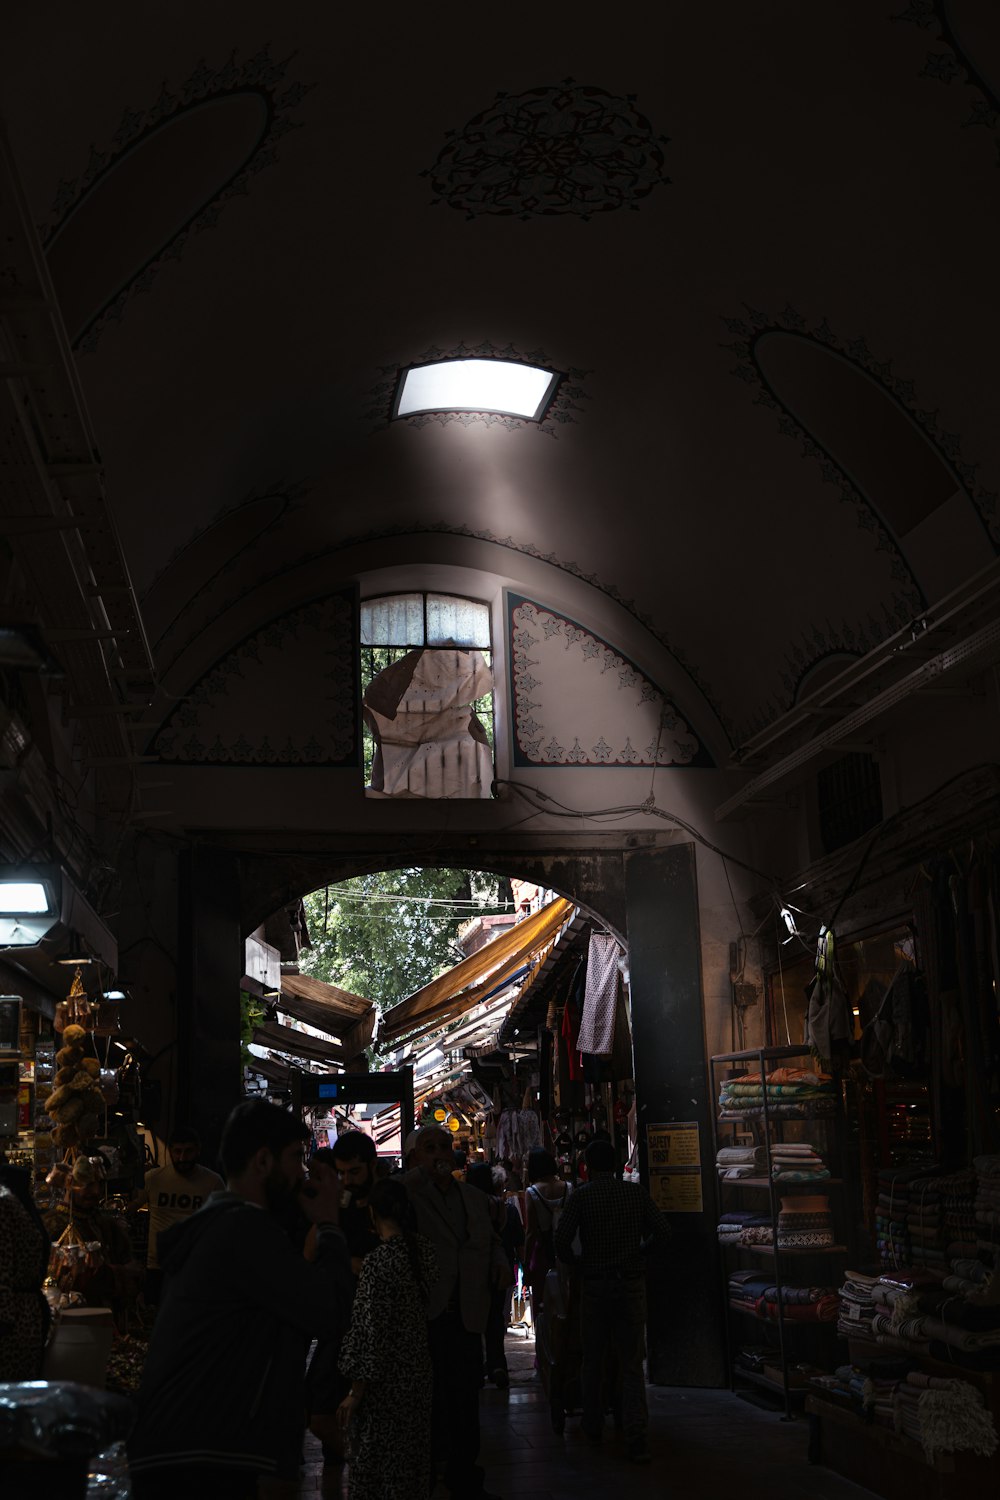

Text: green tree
xmin=299 ymin=868 xmax=513 ymax=1021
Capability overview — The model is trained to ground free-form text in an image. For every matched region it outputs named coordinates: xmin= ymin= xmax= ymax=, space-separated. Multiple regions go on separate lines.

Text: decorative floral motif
xmin=152 ymin=590 xmax=357 ymax=765
xmin=43 ymin=46 xmax=312 ymax=350
xmin=721 ymin=301 xmax=998 ymax=738
xmin=508 ymin=595 xmax=711 ymax=768
xmin=423 ymin=79 xmax=670 ymax=220
xmin=364 ymin=339 xmax=590 ymax=437
xmin=895 ymin=1 xmax=1000 ymax=161
xmin=148 ymin=503 xmax=729 ymax=746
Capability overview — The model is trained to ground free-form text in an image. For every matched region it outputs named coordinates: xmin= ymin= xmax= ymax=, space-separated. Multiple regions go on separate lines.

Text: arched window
xmin=360 ymin=593 xmax=494 ymax=798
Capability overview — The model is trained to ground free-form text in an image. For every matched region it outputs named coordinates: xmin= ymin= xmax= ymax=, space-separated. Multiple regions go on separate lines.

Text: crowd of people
xmin=2 ymin=1101 xmax=671 ymax=1499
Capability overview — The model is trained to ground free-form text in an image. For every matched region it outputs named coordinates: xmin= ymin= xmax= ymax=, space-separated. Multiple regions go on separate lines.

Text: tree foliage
xmin=299 ymin=867 xmax=513 ymax=1017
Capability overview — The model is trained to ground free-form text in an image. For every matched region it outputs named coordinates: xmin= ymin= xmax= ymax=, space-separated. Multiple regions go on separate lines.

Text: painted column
xmin=177 ymin=846 xmax=244 ymax=1160
xmin=625 ymin=841 xmax=727 ymax=1386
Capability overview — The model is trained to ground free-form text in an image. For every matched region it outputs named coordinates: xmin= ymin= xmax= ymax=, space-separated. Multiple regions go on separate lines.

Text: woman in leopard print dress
xmin=338 ymin=1176 xmax=437 ymax=1500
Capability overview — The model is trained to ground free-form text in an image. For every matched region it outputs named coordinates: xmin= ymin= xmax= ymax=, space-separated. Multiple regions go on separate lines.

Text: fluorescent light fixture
xmin=394 ymin=358 xmax=560 ymax=422
xmin=0 ymin=864 xmax=116 ymax=967
xmin=57 ymin=931 xmax=94 ymax=965
xmin=0 ymin=881 xmax=52 ymax=915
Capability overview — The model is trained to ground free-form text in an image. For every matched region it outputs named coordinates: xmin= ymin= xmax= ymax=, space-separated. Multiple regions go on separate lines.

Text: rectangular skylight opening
xmin=394 ymin=358 xmax=560 ymax=422
xmin=0 ymin=880 xmax=52 ymax=914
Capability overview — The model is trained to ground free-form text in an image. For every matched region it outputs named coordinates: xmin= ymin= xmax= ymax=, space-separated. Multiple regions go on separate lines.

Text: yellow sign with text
xmin=647 ymin=1122 xmax=703 ymax=1213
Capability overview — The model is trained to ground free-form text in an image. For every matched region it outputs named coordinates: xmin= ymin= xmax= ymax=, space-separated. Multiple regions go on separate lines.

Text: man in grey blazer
xmin=405 ymin=1125 xmax=512 ymax=1499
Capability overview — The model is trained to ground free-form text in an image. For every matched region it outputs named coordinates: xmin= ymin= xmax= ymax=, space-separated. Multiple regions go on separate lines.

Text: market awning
xmin=247 ymin=1053 xmax=299 ymax=1087
xmin=275 ymin=972 xmax=376 ymax=1061
xmin=252 ymin=1019 xmax=343 ymax=1065
xmin=379 ymin=896 xmax=575 ymax=1045
xmin=498 ymin=908 xmax=591 ymax=1042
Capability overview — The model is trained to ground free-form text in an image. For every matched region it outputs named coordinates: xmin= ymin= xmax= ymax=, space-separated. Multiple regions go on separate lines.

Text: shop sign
xmin=446 ymin=1115 xmax=460 ymax=1132
xmin=433 ymin=1108 xmax=447 ymax=1122
xmin=647 ymin=1121 xmax=703 ymax=1213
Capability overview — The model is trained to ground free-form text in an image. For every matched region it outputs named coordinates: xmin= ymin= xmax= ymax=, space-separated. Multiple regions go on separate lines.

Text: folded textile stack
xmin=868 ymin=1270 xmax=1000 ymax=1368
xmin=717 ymin=1066 xmax=835 ymax=1120
xmin=728 ymin=1269 xmax=839 ymax=1321
xmin=716 ymin=1144 xmax=766 ymax=1180
xmin=906 ymin=1176 xmax=947 ymax=1271
xmin=834 ymin=1362 xmax=874 ymax=1411
xmin=770 ymin=1142 xmax=830 ymax=1182
xmin=718 ymin=1210 xmax=770 ymax=1245
xmin=938 ymin=1169 xmax=978 ymax=1256
xmin=740 ymin=1222 xmax=775 ymax=1246
xmin=728 ymin=1269 xmax=772 ymax=1313
xmin=871 ymin=1370 xmax=904 ymax=1427
xmin=875 ymin=1168 xmax=912 ymax=1269
xmin=893 ymin=1371 xmax=998 ymax=1460
xmin=813 ymin=1355 xmax=912 ymax=1426
xmin=974 ymin=1155 xmax=1000 ymax=1260
xmin=942 ymin=1256 xmax=990 ymax=1296
xmin=837 ymin=1269 xmax=878 ymax=1340
xmin=777 ymin=1193 xmax=835 ymax=1249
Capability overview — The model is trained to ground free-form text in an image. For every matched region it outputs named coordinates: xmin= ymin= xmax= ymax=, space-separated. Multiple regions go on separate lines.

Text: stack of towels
xmin=717 ymin=1066 xmax=836 ymax=1120
xmin=974 ymin=1155 xmax=1000 ymax=1257
xmin=770 ymin=1142 xmax=830 ymax=1182
xmin=716 ymin=1144 xmax=766 ymax=1181
xmin=717 ymin=1210 xmax=771 ymax=1246
xmin=837 ymin=1269 xmax=878 ymax=1341
xmin=728 ymin=1269 xmax=840 ymax=1321
xmin=875 ymin=1167 xmax=912 ymax=1269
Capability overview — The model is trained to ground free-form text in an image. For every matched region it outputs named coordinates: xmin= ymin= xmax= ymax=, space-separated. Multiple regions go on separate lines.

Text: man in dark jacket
xmin=128 ymin=1100 xmax=353 ymax=1498
xmin=554 ymin=1137 xmax=670 ymax=1465
xmin=404 ymin=1124 xmax=511 ymax=1500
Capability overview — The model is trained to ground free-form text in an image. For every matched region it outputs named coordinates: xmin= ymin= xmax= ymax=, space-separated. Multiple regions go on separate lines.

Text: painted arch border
xmin=506 ymin=590 xmax=715 ymax=770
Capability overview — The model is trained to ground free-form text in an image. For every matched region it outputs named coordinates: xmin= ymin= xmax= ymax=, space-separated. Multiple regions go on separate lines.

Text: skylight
xmin=394 ymin=358 xmax=559 ymax=421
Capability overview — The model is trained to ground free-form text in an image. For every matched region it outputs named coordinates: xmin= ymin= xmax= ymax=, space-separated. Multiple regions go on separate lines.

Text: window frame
xmin=359 ymin=589 xmax=497 ymax=795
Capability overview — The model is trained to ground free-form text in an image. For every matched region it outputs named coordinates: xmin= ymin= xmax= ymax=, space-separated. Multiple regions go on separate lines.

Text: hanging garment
xmin=803 ymin=927 xmax=852 ymax=1066
xmin=560 ymin=996 xmax=583 ymax=1083
xmin=363 ymin=647 xmax=494 ymax=798
xmin=576 ymin=933 xmax=620 ymax=1055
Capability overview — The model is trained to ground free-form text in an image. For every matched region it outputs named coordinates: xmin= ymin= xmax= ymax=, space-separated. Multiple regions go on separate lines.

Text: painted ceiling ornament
xmin=894 ymin=1 xmax=1000 ymax=159
xmin=507 ymin=595 xmax=713 ymax=769
xmin=42 ymin=45 xmax=313 ymax=351
xmin=364 ymin=339 xmax=591 ymax=436
xmin=721 ymin=302 xmax=997 ymax=550
xmin=720 ymin=300 xmax=998 ymax=741
xmin=422 ymin=78 xmax=670 ymax=220
xmin=151 ymin=589 xmax=357 ymax=767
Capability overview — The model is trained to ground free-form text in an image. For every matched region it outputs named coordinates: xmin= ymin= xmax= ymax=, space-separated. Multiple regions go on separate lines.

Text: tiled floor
xmin=298 ymin=1330 xmax=879 ymax=1499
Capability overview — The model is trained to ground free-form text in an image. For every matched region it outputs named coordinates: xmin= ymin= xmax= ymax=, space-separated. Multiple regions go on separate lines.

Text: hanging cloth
xmin=561 ymin=995 xmax=583 ymax=1082
xmin=803 ymin=926 xmax=851 ymax=1067
xmin=576 ymin=933 xmax=620 ymax=1055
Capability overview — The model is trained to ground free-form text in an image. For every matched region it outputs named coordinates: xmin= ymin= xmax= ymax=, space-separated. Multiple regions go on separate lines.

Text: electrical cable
xmin=494 ymin=778 xmax=782 ymax=884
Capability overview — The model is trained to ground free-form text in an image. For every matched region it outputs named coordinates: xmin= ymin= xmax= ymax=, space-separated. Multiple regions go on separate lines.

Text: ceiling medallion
xmin=423 ymin=79 xmax=670 ymax=220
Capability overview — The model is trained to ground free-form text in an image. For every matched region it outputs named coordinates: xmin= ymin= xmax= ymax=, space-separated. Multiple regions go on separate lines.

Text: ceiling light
xmin=394 ymin=358 xmax=560 ymax=422
xmin=0 ymin=881 xmax=53 ymax=916
xmin=57 ymin=931 xmax=95 ymax=965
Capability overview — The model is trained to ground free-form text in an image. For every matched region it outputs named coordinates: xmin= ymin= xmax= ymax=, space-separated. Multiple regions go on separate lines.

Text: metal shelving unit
xmin=711 ymin=1044 xmax=851 ymax=1420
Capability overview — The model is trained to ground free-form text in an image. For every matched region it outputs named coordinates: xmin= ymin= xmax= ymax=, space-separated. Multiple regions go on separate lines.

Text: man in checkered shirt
xmin=554 ymin=1137 xmax=670 ymax=1464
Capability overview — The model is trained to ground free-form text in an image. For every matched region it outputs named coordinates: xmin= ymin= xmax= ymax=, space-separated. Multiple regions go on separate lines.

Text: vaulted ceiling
xmin=2 ymin=1 xmax=997 ymax=762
